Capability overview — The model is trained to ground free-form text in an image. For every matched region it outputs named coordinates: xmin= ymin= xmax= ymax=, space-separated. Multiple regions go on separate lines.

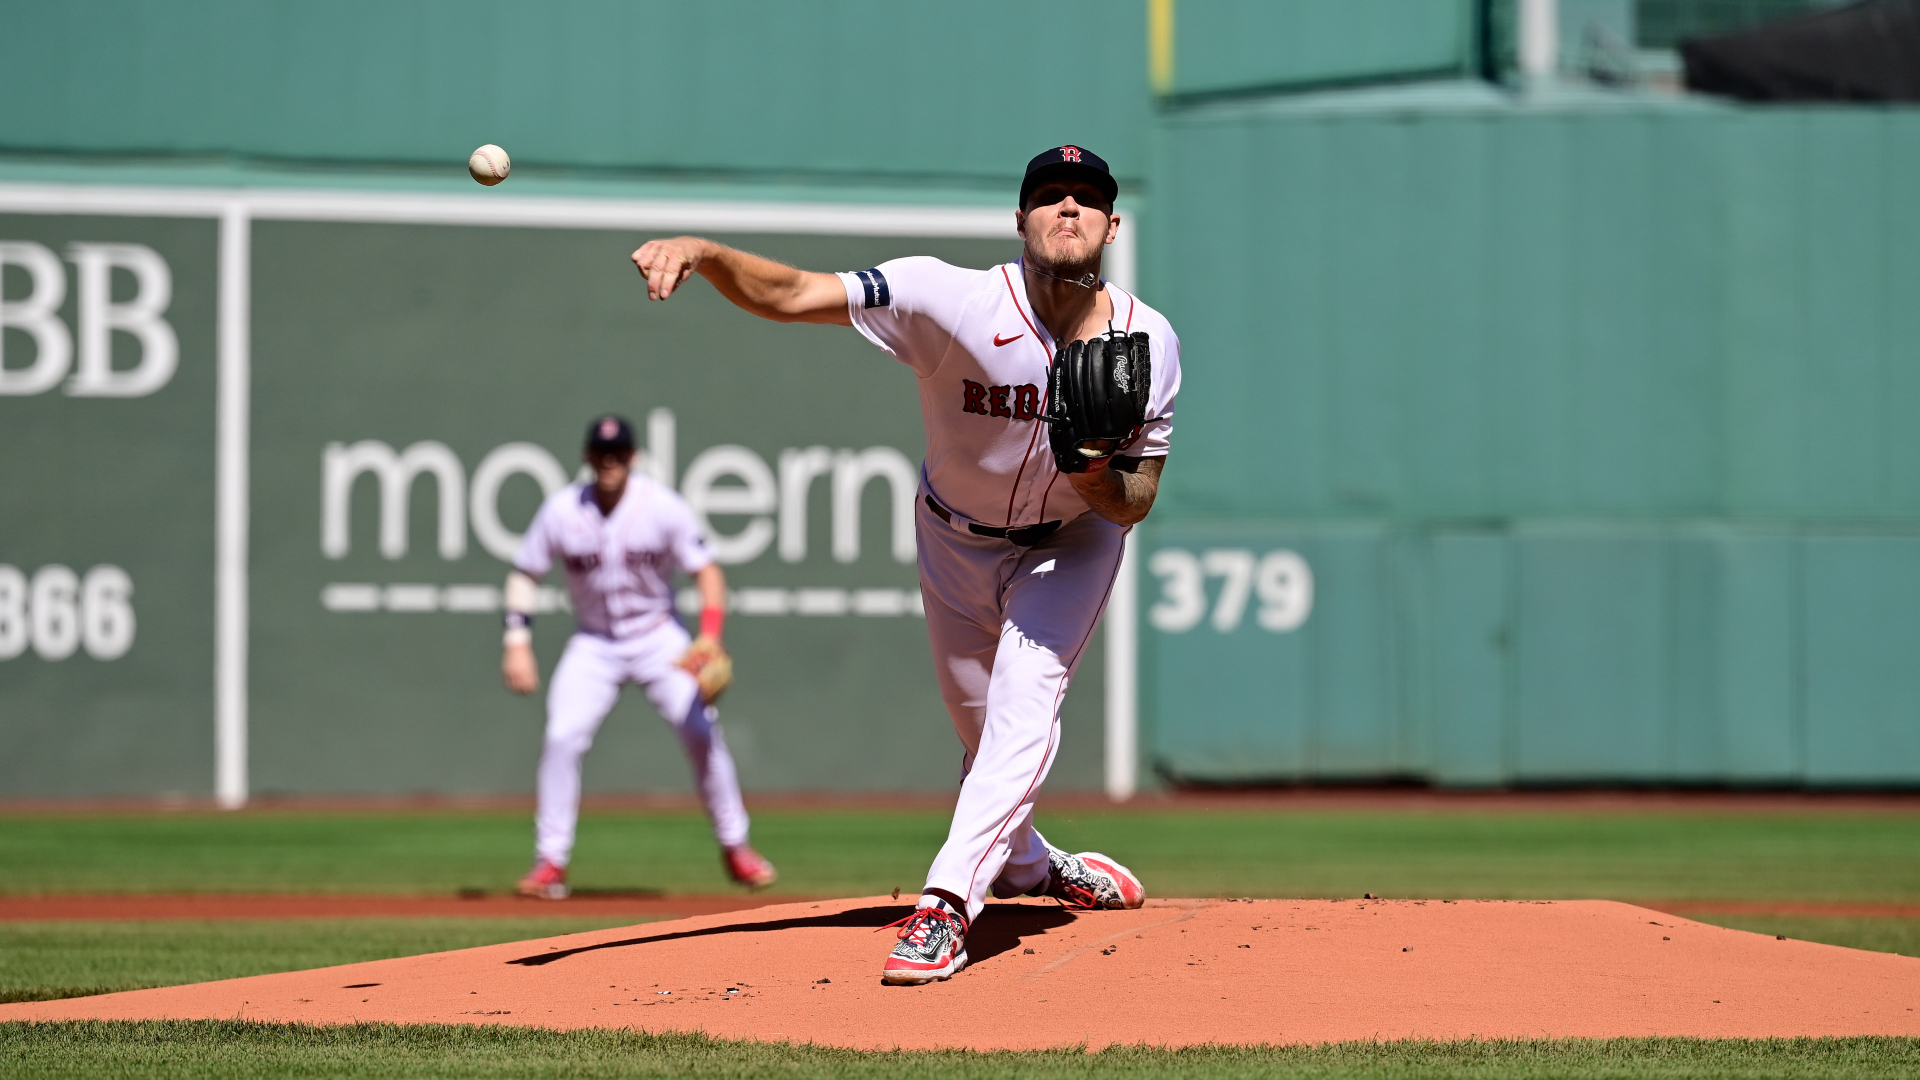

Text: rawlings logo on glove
xmin=676 ymin=636 xmax=733 ymax=703
xmin=1043 ymin=329 xmax=1151 ymax=474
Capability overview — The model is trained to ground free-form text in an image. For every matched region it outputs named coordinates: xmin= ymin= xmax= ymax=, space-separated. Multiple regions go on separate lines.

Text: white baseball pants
xmin=915 ymin=495 xmax=1127 ymax=920
xmin=535 ymin=621 xmax=750 ymax=866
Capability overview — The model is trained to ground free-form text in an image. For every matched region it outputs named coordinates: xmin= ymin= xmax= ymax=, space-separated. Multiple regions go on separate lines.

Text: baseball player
xmin=630 ymin=146 xmax=1179 ymax=984
xmin=503 ymin=415 xmax=775 ymax=899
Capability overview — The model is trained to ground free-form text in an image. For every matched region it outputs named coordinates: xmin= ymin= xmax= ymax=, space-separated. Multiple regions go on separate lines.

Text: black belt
xmin=924 ymin=495 xmax=1061 ymax=547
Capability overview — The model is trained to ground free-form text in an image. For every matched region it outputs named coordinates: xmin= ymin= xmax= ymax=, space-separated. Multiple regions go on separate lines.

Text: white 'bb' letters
xmin=66 ymin=243 xmax=178 ymax=397
xmin=0 ymin=240 xmax=179 ymax=397
xmin=0 ymin=241 xmax=73 ymax=396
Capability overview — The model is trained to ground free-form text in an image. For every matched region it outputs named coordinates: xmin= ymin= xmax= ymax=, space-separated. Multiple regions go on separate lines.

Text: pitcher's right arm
xmin=632 ymin=237 xmax=851 ymax=325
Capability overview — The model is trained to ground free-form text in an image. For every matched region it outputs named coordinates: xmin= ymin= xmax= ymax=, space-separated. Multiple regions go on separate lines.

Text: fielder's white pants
xmin=535 ymin=621 xmax=750 ymax=866
xmin=916 ymin=495 xmax=1127 ymax=920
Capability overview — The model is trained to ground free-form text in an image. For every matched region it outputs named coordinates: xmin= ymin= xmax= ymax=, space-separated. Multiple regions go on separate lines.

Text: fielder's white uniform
xmin=839 ymin=257 xmax=1181 ymax=920
xmin=513 ymin=475 xmax=750 ymax=866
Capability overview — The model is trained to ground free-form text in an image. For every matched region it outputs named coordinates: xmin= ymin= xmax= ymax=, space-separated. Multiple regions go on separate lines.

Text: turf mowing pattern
xmin=3 ymin=1023 xmax=1918 ymax=1079
xmin=5 ymin=806 xmax=1918 ymax=903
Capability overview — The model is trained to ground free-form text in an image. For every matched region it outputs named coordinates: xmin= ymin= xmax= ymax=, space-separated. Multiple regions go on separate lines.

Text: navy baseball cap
xmin=584 ymin=414 xmax=636 ymax=453
xmin=1020 ymin=145 xmax=1118 ymax=210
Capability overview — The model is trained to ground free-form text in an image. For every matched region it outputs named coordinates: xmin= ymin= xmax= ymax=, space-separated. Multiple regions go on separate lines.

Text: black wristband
xmin=504 ymin=611 xmax=533 ymax=631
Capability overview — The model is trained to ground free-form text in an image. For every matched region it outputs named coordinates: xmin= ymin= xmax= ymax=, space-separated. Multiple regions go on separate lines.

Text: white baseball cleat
xmin=1044 ymin=847 xmax=1146 ymax=910
xmin=880 ymin=905 xmax=969 ymax=985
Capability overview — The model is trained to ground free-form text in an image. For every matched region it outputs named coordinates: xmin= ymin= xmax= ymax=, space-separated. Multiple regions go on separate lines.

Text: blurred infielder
xmin=502 ymin=415 xmax=775 ymax=899
xmin=630 ymin=146 xmax=1179 ymax=983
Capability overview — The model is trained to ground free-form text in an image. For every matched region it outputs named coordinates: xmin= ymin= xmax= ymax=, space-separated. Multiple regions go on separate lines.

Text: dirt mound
xmin=4 ymin=896 xmax=1916 ymax=1049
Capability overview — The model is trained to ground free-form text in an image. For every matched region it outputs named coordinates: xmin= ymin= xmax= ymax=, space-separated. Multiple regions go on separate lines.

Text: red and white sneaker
xmin=516 ymin=858 xmax=569 ymax=900
xmin=723 ymin=845 xmax=777 ymax=889
xmin=1044 ymin=847 xmax=1146 ymax=910
xmin=881 ymin=905 xmax=969 ymax=985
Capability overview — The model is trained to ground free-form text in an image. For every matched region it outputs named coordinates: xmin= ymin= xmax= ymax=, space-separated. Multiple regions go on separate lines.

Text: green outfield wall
xmin=7 ymin=5 xmax=1920 ymax=798
xmin=0 ymin=214 xmax=220 ymax=796
xmin=1153 ymin=0 xmax=1483 ymax=99
xmin=0 ymin=196 xmax=1110 ymax=799
xmin=1140 ymin=90 xmax=1920 ymax=786
xmin=0 ymin=0 xmax=1150 ymax=189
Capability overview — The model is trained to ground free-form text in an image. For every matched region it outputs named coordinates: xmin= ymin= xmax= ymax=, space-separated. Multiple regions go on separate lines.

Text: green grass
xmin=1688 ymin=916 xmax=1920 ymax=958
xmin=2 ymin=1024 xmax=1917 ymax=1079
xmin=5 ymin=807 xmax=1919 ymax=903
xmin=6 ymin=809 xmax=1919 ymax=1076
xmin=0 ymin=918 xmax=638 ymax=1004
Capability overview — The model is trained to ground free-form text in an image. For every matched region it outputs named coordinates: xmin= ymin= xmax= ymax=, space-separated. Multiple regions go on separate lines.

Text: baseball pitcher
xmin=630 ymin=146 xmax=1178 ymax=983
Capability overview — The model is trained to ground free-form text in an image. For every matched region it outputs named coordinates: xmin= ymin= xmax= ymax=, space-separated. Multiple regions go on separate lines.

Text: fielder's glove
xmin=676 ymin=635 xmax=733 ymax=704
xmin=1044 ymin=329 xmax=1151 ymax=473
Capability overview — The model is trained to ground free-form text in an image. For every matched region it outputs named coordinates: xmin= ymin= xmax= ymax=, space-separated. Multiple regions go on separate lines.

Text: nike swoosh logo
xmin=993 ymin=333 xmax=1024 ymax=347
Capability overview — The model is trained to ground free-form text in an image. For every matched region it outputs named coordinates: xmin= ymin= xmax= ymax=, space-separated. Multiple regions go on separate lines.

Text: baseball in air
xmin=468 ymin=144 xmax=511 ymax=186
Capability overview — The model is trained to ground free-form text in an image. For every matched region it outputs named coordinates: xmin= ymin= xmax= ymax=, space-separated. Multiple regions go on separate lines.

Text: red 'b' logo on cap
xmin=1060 ymin=146 xmax=1081 ymax=162
xmin=600 ymin=419 xmax=618 ymax=438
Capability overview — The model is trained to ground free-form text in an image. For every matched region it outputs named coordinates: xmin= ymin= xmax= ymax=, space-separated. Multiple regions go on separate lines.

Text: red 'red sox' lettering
xmin=960 ymin=380 xmax=1040 ymax=421
xmin=1012 ymin=384 xmax=1040 ymax=421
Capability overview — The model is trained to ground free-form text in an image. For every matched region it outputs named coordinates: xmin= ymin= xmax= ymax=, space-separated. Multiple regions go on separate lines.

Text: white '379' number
xmin=1147 ymin=548 xmax=1313 ymax=634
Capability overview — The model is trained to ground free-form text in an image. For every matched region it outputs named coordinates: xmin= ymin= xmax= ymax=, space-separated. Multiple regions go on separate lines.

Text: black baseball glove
xmin=1044 ymin=329 xmax=1151 ymax=473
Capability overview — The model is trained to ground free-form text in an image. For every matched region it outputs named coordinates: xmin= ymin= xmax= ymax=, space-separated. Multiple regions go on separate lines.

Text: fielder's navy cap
xmin=584 ymin=414 xmax=636 ymax=453
xmin=1020 ymin=145 xmax=1118 ymax=210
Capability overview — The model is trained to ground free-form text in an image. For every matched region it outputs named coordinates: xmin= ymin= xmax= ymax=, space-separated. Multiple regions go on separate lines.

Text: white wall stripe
xmin=215 ymin=202 xmax=250 ymax=809
xmin=0 ymin=183 xmax=1016 ymax=238
xmin=1104 ymin=219 xmax=1140 ymax=802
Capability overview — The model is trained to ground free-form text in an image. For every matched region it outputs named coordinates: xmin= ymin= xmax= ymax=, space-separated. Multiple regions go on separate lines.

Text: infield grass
xmin=1692 ymin=915 xmax=1920 ymax=958
xmin=3 ymin=1023 xmax=1918 ymax=1079
xmin=5 ymin=806 xmax=1918 ymax=904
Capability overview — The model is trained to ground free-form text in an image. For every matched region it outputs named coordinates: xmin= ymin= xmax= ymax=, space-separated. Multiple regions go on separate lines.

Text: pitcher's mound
xmin=5 ymin=897 xmax=1917 ymax=1049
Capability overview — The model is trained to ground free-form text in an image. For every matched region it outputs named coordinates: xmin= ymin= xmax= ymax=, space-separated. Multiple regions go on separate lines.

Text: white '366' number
xmin=0 ymin=564 xmax=135 ymax=661
xmin=1147 ymin=548 xmax=1312 ymax=634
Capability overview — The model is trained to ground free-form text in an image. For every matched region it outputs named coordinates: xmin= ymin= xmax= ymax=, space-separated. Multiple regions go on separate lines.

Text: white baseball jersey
xmin=512 ymin=474 xmax=714 ymax=640
xmin=515 ymin=473 xmax=747 ymax=866
xmin=839 ymin=258 xmax=1182 ymax=527
xmin=839 ymin=256 xmax=1183 ymax=922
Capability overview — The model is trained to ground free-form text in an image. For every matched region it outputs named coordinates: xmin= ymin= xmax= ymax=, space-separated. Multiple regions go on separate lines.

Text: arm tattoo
xmin=1069 ymin=455 xmax=1163 ymax=527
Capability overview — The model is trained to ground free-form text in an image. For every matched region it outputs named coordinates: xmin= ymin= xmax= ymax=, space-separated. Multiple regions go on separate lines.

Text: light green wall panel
xmin=1150 ymin=100 xmax=1920 ymax=525
xmin=1801 ymin=536 xmax=1920 ymax=785
xmin=1162 ymin=0 xmax=1478 ymax=98
xmin=1139 ymin=523 xmax=1384 ymax=782
xmin=1668 ymin=528 xmax=1798 ymax=782
xmin=1424 ymin=531 xmax=1512 ymax=785
xmin=1512 ymin=530 xmax=1668 ymax=780
xmin=1306 ymin=527 xmax=1402 ymax=775
xmin=1143 ymin=523 xmax=1917 ymax=786
xmin=0 ymin=1 xmax=1151 ymax=186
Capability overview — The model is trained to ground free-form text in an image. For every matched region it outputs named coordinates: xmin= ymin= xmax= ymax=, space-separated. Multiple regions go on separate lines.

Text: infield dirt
xmin=5 ymin=896 xmax=1918 ymax=1049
